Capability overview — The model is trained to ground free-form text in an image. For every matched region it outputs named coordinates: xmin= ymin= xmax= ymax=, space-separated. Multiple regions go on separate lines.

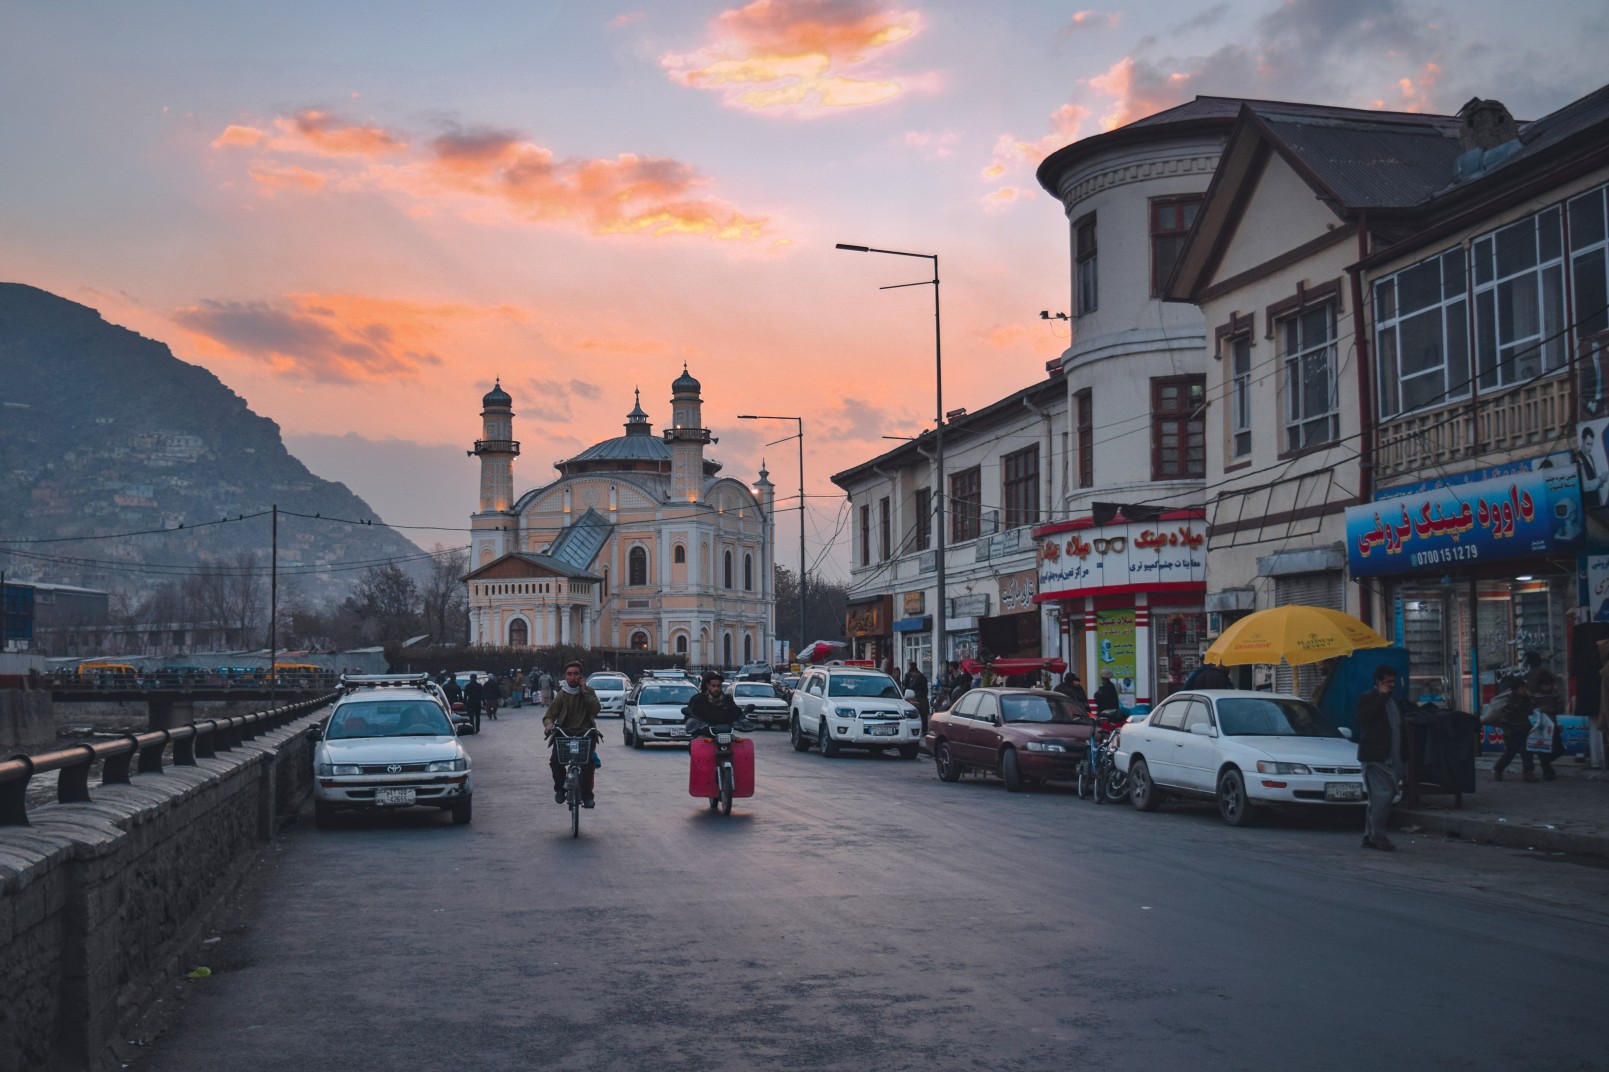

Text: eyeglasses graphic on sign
xmin=1092 ymin=537 xmax=1127 ymax=555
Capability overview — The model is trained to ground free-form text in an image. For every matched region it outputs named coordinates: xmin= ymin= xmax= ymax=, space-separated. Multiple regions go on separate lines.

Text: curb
xmin=1393 ymin=806 xmax=1609 ymax=860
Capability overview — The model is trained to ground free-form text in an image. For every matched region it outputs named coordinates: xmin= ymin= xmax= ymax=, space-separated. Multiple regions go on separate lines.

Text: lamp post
xmin=835 ymin=242 xmax=945 ymax=674
xmin=738 ymin=414 xmax=805 ymax=662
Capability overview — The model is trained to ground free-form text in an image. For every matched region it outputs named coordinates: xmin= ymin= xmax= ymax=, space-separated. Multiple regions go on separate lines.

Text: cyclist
xmin=543 ymin=661 xmax=601 ymax=807
xmin=685 ymin=669 xmax=744 ymax=736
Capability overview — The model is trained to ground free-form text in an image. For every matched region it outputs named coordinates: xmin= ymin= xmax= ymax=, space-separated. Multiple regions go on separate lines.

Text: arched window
xmin=601 ymin=566 xmax=609 ymax=600
xmin=723 ymin=632 xmax=733 ymax=667
xmin=723 ymin=550 xmax=733 ymax=589
xmin=675 ymin=634 xmax=688 ymax=654
xmin=744 ymin=553 xmax=753 ymax=591
xmin=673 ymin=544 xmax=686 ymax=564
xmin=629 ymin=630 xmax=650 ymax=651
xmin=743 ymin=634 xmax=753 ymax=663
xmin=508 ymin=618 xmax=528 ymax=647
xmin=629 ymin=546 xmax=648 ymax=586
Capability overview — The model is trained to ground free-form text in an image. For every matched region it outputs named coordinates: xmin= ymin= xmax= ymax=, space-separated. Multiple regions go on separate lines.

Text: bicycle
xmin=550 ymin=726 xmax=596 ymax=838
xmin=1077 ymin=710 xmax=1130 ymax=804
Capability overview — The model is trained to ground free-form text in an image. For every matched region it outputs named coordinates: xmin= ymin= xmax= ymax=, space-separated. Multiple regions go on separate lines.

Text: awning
xmin=891 ymin=616 xmax=932 ymax=633
xmin=960 ymin=656 xmax=1067 ymax=676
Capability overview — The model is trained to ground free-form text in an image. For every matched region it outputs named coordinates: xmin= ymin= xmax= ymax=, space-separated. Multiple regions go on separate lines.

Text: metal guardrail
xmin=42 ymin=671 xmax=342 ymax=692
xmin=0 ymin=694 xmax=337 ymax=827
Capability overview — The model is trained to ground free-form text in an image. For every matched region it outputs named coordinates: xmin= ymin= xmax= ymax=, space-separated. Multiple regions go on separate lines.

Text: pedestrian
xmin=1093 ymin=671 xmax=1120 ymax=713
xmin=1054 ymin=672 xmax=1088 ymax=711
xmin=463 ymin=673 xmax=485 ymax=733
xmin=512 ymin=668 xmax=527 ymax=708
xmin=948 ymin=661 xmax=972 ymax=705
xmin=1185 ymin=662 xmax=1234 ymax=690
xmin=539 ymin=669 xmax=553 ymax=704
xmin=903 ymin=661 xmax=930 ymax=729
xmin=1494 ymin=670 xmax=1562 ymax=782
xmin=1355 ymin=664 xmax=1407 ymax=850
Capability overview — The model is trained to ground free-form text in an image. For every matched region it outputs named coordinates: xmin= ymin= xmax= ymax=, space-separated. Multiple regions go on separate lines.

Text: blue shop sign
xmin=1345 ymin=467 xmax=1583 ymax=577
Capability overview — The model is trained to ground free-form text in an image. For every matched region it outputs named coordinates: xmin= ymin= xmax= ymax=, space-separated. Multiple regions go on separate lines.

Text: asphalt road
xmin=137 ymin=707 xmax=1609 ymax=1072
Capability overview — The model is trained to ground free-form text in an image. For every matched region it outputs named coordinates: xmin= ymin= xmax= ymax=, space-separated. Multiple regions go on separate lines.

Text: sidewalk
xmin=1393 ymin=753 xmax=1609 ymax=858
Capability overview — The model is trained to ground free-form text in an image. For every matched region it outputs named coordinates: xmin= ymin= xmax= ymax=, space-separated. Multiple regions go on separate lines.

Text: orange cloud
xmin=247 ymin=161 xmax=330 ymax=192
xmin=170 ymin=293 xmax=522 ymax=385
xmin=1059 ymin=10 xmax=1121 ymax=34
xmin=981 ymin=103 xmax=1089 ymax=209
xmin=661 ymin=0 xmax=926 ymax=117
xmin=211 ymin=124 xmax=267 ymax=149
xmin=269 ymin=109 xmax=409 ymax=157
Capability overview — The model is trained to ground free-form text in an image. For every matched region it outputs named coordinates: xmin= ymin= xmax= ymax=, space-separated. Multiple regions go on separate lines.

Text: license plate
xmin=1324 ymin=782 xmax=1364 ymax=802
xmin=867 ymin=724 xmax=898 ymax=736
xmin=375 ymin=787 xmax=416 ymax=806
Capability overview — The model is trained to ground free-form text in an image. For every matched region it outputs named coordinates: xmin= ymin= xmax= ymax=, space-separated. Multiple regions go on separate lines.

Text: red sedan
xmin=922 ymin=688 xmax=1093 ymax=791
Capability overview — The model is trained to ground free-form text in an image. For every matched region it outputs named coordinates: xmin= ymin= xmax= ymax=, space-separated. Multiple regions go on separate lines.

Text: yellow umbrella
xmin=1203 ymin=605 xmax=1390 ymax=666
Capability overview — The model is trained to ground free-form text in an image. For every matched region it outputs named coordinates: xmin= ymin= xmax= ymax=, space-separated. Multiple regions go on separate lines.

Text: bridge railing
xmin=0 ymin=693 xmax=337 ymax=826
xmin=39 ymin=670 xmax=342 ymax=692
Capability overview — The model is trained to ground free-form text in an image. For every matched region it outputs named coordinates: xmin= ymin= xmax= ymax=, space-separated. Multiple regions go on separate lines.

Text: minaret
xmin=469 ymin=380 xmax=519 ymax=563
xmin=663 ymin=364 xmax=710 ymax=502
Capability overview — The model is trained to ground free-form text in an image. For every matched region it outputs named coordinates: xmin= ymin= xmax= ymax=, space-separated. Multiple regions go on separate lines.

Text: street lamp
xmin=835 ymin=242 xmax=945 ymax=674
xmin=738 ymin=414 xmax=805 ymax=662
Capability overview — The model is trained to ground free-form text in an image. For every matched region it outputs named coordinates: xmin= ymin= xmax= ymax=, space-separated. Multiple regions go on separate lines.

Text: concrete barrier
xmin=0 ymin=691 xmax=54 ymax=753
xmin=0 ymin=707 xmax=325 ymax=1071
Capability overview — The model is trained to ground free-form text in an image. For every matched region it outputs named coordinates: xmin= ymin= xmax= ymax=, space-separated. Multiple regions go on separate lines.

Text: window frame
xmin=949 ymin=466 xmax=982 ymax=543
xmin=1150 ymin=375 xmax=1206 ymax=480
xmin=1473 ymin=206 xmax=1567 ymax=390
xmin=1075 ymin=388 xmax=1093 ymax=488
xmin=1373 ymin=245 xmax=1471 ymax=418
xmin=1270 ymin=292 xmax=1340 ymax=454
xmin=1570 ymin=184 xmax=1609 ymax=342
xmin=879 ymin=496 xmax=891 ymax=561
xmin=628 ymin=545 xmax=648 ymax=586
xmin=1150 ymin=195 xmax=1203 ymax=298
xmin=912 ymin=486 xmax=932 ymax=552
xmin=723 ymin=549 xmax=733 ymax=589
xmin=859 ymin=503 xmax=871 ymax=566
xmin=1001 ymin=445 xmax=1040 ymax=529
xmin=1075 ymin=212 xmax=1098 ymax=316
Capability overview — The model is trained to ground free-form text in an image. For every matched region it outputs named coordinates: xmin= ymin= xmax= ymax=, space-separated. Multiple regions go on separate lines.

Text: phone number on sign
xmin=1410 ymin=544 xmax=1480 ymax=568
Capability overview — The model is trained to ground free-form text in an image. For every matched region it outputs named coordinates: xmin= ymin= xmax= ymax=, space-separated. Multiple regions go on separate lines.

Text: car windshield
xmin=827 ymin=675 xmax=901 ymax=698
xmin=734 ymin=683 xmax=775 ymax=698
xmin=588 ymin=674 xmax=627 ymax=690
xmin=638 ymin=684 xmax=697 ymax=705
xmin=327 ymin=700 xmax=454 ymax=739
xmin=1000 ymin=694 xmax=1078 ymax=724
xmin=1215 ymin=697 xmax=1342 ymax=738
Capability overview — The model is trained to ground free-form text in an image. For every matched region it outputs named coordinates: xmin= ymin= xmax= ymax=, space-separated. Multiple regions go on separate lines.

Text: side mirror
xmin=1189 ymin=722 xmax=1215 ymax=737
xmin=991 ymin=714 xmax=1002 ymax=726
xmin=904 ymin=689 xmax=916 ymax=701
xmin=1338 ymin=726 xmax=1353 ymax=740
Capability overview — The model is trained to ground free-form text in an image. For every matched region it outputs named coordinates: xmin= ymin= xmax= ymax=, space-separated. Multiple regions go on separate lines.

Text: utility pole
xmin=269 ymin=504 xmax=278 ymax=711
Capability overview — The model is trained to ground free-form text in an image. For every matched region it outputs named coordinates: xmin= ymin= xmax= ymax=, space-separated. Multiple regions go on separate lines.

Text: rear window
xmin=827 ymin=674 xmax=901 ymax=698
xmin=588 ymin=674 xmax=628 ymax=689
xmin=999 ymin=694 xmax=1078 ymax=724
xmin=328 ymin=700 xmax=453 ymax=739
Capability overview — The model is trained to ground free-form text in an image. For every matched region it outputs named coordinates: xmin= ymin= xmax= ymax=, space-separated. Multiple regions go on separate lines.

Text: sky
xmin=4 ymin=0 xmax=1606 ymax=583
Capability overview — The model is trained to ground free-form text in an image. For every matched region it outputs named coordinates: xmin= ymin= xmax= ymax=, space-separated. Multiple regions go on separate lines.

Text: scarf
xmin=560 ymin=681 xmax=582 ymax=695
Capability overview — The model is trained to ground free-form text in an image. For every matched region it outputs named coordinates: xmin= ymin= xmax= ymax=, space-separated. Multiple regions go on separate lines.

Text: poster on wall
xmin=1095 ymin=609 xmax=1137 ymax=707
xmin=1582 ymin=553 xmax=1609 ymax=621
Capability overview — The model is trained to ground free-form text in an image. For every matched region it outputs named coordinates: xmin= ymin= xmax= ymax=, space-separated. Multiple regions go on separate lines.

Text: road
xmin=138 ymin=708 xmax=1609 ymax=1071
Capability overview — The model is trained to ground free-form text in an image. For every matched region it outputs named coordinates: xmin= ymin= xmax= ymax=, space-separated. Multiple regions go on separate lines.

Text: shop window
xmin=1277 ymin=302 xmax=1339 ymax=451
xmin=1474 ymin=207 xmax=1566 ymax=389
xmin=1002 ymin=446 xmax=1040 ymax=529
xmin=1151 ymin=196 xmax=1202 ymax=297
xmin=1375 ymin=246 xmax=1470 ymax=418
xmin=1076 ymin=389 xmax=1093 ymax=487
xmin=1075 ymin=213 xmax=1098 ymax=315
xmin=913 ymin=487 xmax=932 ymax=551
xmin=1151 ymin=376 xmax=1205 ymax=480
xmin=950 ymin=467 xmax=982 ymax=542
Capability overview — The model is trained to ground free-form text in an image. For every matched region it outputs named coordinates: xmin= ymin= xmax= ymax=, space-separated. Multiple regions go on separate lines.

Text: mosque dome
xmin=482 ymin=380 xmax=513 ymax=409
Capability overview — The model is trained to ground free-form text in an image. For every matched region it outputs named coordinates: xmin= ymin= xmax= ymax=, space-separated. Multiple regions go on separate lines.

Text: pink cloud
xmin=1058 ymin=10 xmax=1121 ymax=35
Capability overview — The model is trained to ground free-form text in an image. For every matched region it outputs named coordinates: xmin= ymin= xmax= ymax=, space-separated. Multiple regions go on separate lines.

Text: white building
xmin=464 ymin=368 xmax=776 ymax=666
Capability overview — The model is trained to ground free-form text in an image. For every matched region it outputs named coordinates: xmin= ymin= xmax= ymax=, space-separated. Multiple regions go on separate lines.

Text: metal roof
xmin=567 ymin=433 xmax=672 ymax=465
xmin=545 ymin=508 xmax=613 ymax=571
xmin=1255 ymin=111 xmax=1463 ymax=208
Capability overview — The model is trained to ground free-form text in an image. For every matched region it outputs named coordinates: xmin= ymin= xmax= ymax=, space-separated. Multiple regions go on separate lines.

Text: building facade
xmin=464 ymin=369 xmax=776 ymax=667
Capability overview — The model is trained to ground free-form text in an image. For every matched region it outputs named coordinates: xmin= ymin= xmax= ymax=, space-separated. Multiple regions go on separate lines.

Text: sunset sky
xmin=4 ymin=0 xmax=1606 ymax=581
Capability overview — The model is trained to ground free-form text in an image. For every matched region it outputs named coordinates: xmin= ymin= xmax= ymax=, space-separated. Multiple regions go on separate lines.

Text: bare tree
xmin=346 ymin=562 xmax=422 ymax=646
xmin=419 ymin=545 xmax=469 ymax=647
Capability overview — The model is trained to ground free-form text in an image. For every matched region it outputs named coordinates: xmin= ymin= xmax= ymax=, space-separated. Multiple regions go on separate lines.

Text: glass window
xmin=1279 ymin=302 xmax=1339 ymax=450
xmin=1181 ymin=700 xmax=1213 ymax=734
xmin=744 ymin=553 xmax=753 ymax=591
xmin=859 ymin=504 xmax=871 ymax=565
xmin=1076 ymin=214 xmax=1098 ymax=315
xmin=1076 ymin=389 xmax=1093 ymax=487
xmin=827 ymin=673 xmax=902 ymax=698
xmin=328 ymin=701 xmax=453 ymax=739
xmin=723 ymin=550 xmax=733 ymax=589
xmin=952 ymin=690 xmax=982 ymax=718
xmin=1152 ymin=376 xmax=1205 ymax=479
xmin=1002 ymin=446 xmax=1040 ymax=529
xmin=1151 ymin=698 xmax=1190 ymax=730
xmin=1231 ymin=335 xmax=1253 ymax=458
xmin=973 ymin=693 xmax=1000 ymax=723
xmin=1000 ymin=694 xmax=1077 ymax=723
xmin=673 ymin=544 xmax=686 ymax=564
xmin=1151 ymin=196 xmax=1203 ymax=296
xmin=879 ymin=496 xmax=891 ymax=561
xmin=629 ymin=546 xmax=648 ymax=586
xmin=950 ymin=467 xmax=982 ymax=542
xmin=1474 ymin=208 xmax=1567 ymax=389
xmin=1374 ymin=247 xmax=1471 ymax=418
xmin=1214 ymin=697 xmax=1342 ymax=737
xmin=1570 ymin=185 xmax=1609 ymax=339
xmin=913 ymin=487 xmax=932 ymax=551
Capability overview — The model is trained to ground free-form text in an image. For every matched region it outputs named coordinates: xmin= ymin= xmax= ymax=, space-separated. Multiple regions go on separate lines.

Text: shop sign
xmin=1095 ymin=609 xmax=1137 ymax=707
xmin=1582 ymin=554 xmax=1609 ymax=621
xmin=1346 ymin=464 xmax=1583 ymax=578
xmin=1036 ymin=521 xmax=1206 ymax=598
xmin=902 ymin=591 xmax=926 ymax=616
xmin=845 ymin=596 xmax=892 ymax=638
xmin=999 ymin=569 xmax=1038 ymax=614
xmin=950 ymin=593 xmax=990 ymax=617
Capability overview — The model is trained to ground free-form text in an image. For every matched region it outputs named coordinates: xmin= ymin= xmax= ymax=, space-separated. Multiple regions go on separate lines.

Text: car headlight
xmin=1255 ymin=761 xmax=1312 ymax=775
xmin=834 ymin=706 xmax=858 ymax=718
xmin=1024 ymin=741 xmax=1067 ymax=753
xmin=317 ymin=763 xmax=362 ymax=776
xmin=902 ymin=706 xmax=917 ymax=717
xmin=427 ymin=758 xmax=468 ymax=773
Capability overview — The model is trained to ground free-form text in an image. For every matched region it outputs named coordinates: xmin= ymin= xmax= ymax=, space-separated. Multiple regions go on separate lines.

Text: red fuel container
xmin=689 ymin=737 xmax=755 ymax=798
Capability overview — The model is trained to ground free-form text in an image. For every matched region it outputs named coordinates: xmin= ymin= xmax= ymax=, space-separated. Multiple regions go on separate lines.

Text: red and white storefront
xmin=1032 ymin=511 xmax=1207 ymax=708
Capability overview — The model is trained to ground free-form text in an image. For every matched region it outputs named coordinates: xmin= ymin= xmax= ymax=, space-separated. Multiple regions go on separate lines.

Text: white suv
xmin=789 ymin=666 xmax=922 ymax=758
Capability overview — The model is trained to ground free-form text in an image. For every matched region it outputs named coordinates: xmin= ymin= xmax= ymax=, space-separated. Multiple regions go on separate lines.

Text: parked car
xmin=623 ymin=678 xmax=700 ymax=747
xmin=727 ymin=680 xmax=790 ymax=729
xmin=922 ymin=687 xmax=1093 ymax=791
xmin=788 ymin=665 xmax=922 ymax=758
xmin=587 ymin=671 xmax=632 ymax=716
xmin=310 ymin=679 xmax=473 ymax=826
xmin=1111 ymin=690 xmax=1366 ymax=826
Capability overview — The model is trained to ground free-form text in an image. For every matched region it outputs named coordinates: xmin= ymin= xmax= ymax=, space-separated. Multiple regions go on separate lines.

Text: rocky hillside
xmin=0 ymin=283 xmax=426 ymax=601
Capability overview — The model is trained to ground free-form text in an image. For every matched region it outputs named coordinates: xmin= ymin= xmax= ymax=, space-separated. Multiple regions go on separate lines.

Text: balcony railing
xmin=473 ymin=439 xmax=520 ymax=454
xmin=1373 ymin=374 xmax=1570 ymax=480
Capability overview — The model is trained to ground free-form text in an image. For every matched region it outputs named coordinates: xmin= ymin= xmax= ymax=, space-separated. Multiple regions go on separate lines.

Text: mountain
xmin=0 ymin=283 xmax=428 ymax=602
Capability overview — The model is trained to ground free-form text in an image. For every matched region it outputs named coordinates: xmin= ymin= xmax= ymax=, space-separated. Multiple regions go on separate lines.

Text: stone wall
xmin=0 ymin=707 xmax=326 ymax=1071
xmin=0 ymin=690 xmax=55 ymax=752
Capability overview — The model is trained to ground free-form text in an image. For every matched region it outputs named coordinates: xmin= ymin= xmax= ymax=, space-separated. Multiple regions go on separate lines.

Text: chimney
xmin=1458 ymin=98 xmax=1519 ymax=152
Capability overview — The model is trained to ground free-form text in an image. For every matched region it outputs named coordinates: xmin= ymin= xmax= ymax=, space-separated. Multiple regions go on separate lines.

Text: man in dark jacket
xmin=1093 ymin=671 xmax=1120 ymax=713
xmin=463 ymin=674 xmax=485 ymax=733
xmin=686 ymin=669 xmax=744 ymax=733
xmin=902 ymin=662 xmax=931 ymax=728
xmin=1054 ymin=672 xmax=1088 ymax=711
xmin=1355 ymin=664 xmax=1406 ymax=850
xmin=544 ymin=661 xmax=602 ymax=806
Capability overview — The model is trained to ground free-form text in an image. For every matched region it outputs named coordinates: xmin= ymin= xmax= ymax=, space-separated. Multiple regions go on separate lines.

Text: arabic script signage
xmin=1345 ymin=465 xmax=1583 ymax=578
xmin=998 ymin=570 xmax=1038 ymax=613
xmin=845 ymin=596 xmax=892 ymax=638
xmin=1036 ymin=521 xmax=1207 ymax=598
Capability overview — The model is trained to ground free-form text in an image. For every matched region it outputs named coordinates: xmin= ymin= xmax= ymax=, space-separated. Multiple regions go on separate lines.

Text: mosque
xmin=463 ymin=367 xmax=776 ymax=666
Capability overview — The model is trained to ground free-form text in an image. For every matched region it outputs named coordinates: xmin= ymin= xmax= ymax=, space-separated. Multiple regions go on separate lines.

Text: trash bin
xmin=1403 ymin=705 xmax=1478 ymax=805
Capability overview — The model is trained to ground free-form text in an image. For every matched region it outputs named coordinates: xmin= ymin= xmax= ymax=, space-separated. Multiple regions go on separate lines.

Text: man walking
xmin=903 ymin=661 xmax=930 ymax=730
xmin=1355 ymin=665 xmax=1406 ymax=850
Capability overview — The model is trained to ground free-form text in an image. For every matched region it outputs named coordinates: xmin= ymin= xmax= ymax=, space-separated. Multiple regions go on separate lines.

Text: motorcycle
xmin=1077 ymin=709 xmax=1129 ymax=804
xmin=686 ymin=706 xmax=757 ymax=815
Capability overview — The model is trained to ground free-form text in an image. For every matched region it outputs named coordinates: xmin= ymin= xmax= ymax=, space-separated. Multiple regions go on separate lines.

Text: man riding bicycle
xmin=543 ymin=661 xmax=601 ymax=807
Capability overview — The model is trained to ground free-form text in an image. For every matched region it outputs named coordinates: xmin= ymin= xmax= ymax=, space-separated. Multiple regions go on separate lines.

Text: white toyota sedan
xmin=312 ymin=687 xmax=473 ymax=826
xmin=1112 ymin=690 xmax=1365 ymax=826
xmin=623 ymin=678 xmax=699 ymax=747
xmin=587 ymin=672 xmax=632 ymax=716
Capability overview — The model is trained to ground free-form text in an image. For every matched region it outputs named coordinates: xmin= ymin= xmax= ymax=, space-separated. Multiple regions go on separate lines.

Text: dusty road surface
xmin=139 ymin=708 xmax=1609 ymax=1071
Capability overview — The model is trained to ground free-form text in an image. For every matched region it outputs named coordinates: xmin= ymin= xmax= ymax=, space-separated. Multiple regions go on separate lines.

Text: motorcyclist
xmin=543 ymin=660 xmax=601 ymax=807
xmin=685 ymin=669 xmax=745 ymax=736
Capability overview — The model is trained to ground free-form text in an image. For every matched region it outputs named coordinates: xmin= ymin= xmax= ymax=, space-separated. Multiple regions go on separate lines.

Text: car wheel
xmin=623 ymin=721 xmax=633 ymax=747
xmin=1001 ymin=747 xmax=1023 ymax=792
xmin=1129 ymin=757 xmax=1161 ymax=812
xmin=450 ymin=798 xmax=472 ymax=825
xmin=314 ymin=800 xmax=335 ymax=828
xmin=1076 ymin=760 xmax=1092 ymax=800
xmin=935 ymin=741 xmax=962 ymax=782
xmin=898 ymin=745 xmax=919 ymax=760
xmin=632 ymin=722 xmax=645 ymax=749
xmin=819 ymin=721 xmax=840 ymax=757
xmin=791 ymin=718 xmax=811 ymax=752
xmin=1217 ymin=767 xmax=1255 ymax=827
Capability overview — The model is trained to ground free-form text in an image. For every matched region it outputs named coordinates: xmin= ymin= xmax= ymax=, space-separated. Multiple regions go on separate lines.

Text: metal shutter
xmin=1273 ymin=571 xmax=1345 ymax=696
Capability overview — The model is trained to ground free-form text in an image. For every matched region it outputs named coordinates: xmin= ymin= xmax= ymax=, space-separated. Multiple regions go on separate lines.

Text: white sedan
xmin=623 ymin=679 xmax=700 ymax=747
xmin=728 ymin=680 xmax=790 ymax=729
xmin=587 ymin=672 xmax=632 ymax=716
xmin=312 ymin=688 xmax=473 ymax=826
xmin=1112 ymin=690 xmax=1366 ymax=826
